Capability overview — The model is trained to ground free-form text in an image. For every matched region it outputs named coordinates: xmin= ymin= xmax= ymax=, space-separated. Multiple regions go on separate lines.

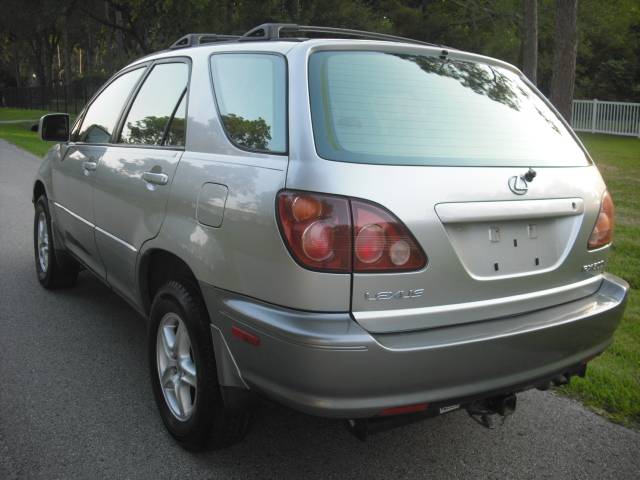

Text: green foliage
xmin=1 ymin=0 xmax=639 ymax=100
xmin=403 ymin=54 xmax=522 ymax=110
xmin=0 ymin=108 xmax=51 ymax=121
xmin=573 ymin=0 xmax=640 ymax=101
xmin=221 ymin=113 xmax=272 ymax=151
xmin=561 ymin=133 xmax=640 ymax=429
xmin=0 ymin=108 xmax=71 ymax=156
xmin=122 ymin=115 xmax=169 ymax=145
xmin=0 ymin=121 xmax=53 ymax=157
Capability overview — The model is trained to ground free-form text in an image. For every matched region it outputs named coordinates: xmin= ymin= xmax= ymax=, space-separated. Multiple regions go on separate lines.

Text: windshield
xmin=308 ymin=51 xmax=589 ymax=167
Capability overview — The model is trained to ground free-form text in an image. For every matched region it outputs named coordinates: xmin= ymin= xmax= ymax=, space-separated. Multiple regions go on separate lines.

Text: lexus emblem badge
xmin=508 ymin=168 xmax=536 ymax=195
xmin=508 ymin=175 xmax=528 ymax=195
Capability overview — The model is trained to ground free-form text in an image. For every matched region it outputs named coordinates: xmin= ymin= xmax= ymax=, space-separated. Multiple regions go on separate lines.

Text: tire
xmin=34 ymin=195 xmax=79 ymax=289
xmin=148 ymin=280 xmax=251 ymax=450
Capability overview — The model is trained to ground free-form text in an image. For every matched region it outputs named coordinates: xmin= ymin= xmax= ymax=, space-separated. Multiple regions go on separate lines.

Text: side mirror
xmin=39 ymin=114 xmax=70 ymax=142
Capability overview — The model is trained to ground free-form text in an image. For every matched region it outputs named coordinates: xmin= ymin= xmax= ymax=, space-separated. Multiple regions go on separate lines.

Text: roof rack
xmin=168 ymin=23 xmax=447 ymax=50
xmin=169 ymin=33 xmax=241 ymax=50
xmin=241 ymin=23 xmax=444 ymax=48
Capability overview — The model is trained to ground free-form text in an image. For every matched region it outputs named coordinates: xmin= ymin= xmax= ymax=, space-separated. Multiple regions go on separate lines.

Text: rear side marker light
xmin=277 ymin=190 xmax=427 ymax=273
xmin=378 ymin=403 xmax=429 ymax=417
xmin=232 ymin=326 xmax=260 ymax=346
xmin=588 ymin=190 xmax=615 ymax=250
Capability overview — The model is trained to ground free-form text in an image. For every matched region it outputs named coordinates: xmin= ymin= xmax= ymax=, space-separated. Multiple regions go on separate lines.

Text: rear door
xmin=51 ymin=66 xmax=145 ymax=278
xmin=92 ymin=59 xmax=189 ymax=302
xmin=296 ymin=47 xmax=608 ymax=333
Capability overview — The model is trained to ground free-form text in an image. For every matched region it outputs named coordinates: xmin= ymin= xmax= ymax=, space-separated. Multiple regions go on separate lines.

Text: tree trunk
xmin=30 ymin=39 xmax=47 ymax=87
xmin=12 ymin=43 xmax=22 ymax=87
xmin=550 ymin=0 xmax=578 ymax=121
xmin=43 ymin=36 xmax=55 ymax=87
xmin=521 ymin=0 xmax=538 ymax=84
xmin=62 ymin=18 xmax=72 ymax=85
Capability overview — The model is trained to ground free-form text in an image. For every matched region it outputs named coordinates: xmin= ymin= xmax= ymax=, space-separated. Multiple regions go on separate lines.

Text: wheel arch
xmin=138 ymin=248 xmax=205 ymax=315
xmin=33 ymin=180 xmax=46 ymax=203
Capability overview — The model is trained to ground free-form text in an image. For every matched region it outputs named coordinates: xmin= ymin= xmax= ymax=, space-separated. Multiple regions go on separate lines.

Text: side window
xmin=119 ymin=62 xmax=189 ymax=146
xmin=77 ymin=68 xmax=144 ymax=143
xmin=210 ymin=53 xmax=286 ymax=154
xmin=165 ymin=93 xmax=187 ymax=146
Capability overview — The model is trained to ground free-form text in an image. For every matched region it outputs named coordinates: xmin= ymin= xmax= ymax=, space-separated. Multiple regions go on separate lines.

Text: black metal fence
xmin=0 ymin=79 xmax=106 ymax=114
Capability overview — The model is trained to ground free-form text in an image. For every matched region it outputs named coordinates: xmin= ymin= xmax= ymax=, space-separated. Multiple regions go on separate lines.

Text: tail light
xmin=352 ymin=200 xmax=426 ymax=272
xmin=588 ymin=190 xmax=615 ymax=250
xmin=277 ymin=191 xmax=427 ymax=273
xmin=277 ymin=191 xmax=351 ymax=272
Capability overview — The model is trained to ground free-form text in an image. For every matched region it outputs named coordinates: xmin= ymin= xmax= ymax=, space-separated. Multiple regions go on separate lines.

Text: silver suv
xmin=32 ymin=24 xmax=628 ymax=449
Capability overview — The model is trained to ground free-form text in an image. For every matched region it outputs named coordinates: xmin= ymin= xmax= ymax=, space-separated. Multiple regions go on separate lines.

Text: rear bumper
xmin=200 ymin=273 xmax=628 ymax=419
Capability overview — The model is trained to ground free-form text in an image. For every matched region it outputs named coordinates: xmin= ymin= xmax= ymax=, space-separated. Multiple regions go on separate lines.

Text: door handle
xmin=82 ymin=161 xmax=98 ymax=171
xmin=142 ymin=171 xmax=169 ymax=186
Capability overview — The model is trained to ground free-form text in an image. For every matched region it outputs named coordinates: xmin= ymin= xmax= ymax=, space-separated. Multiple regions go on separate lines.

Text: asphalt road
xmin=1 ymin=139 xmax=639 ymax=479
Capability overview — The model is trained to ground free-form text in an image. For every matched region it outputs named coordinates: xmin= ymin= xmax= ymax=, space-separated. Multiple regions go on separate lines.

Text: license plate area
xmin=443 ymin=217 xmax=577 ymax=278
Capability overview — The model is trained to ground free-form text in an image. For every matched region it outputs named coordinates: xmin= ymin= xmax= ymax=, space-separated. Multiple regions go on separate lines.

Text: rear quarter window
xmin=210 ymin=53 xmax=287 ymax=154
xmin=308 ymin=51 xmax=589 ymax=167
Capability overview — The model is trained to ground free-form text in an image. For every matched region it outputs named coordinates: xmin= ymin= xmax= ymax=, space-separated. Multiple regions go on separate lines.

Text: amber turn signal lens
xmin=588 ymin=190 xmax=615 ymax=250
xmin=291 ymin=195 xmax=323 ymax=222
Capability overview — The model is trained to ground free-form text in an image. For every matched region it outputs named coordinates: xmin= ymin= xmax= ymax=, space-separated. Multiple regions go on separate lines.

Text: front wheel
xmin=148 ymin=280 xmax=250 ymax=450
xmin=34 ymin=195 xmax=79 ymax=289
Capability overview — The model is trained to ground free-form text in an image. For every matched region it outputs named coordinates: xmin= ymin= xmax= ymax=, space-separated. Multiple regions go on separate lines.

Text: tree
xmin=1 ymin=0 xmax=639 ymax=104
xmin=521 ymin=0 xmax=537 ymax=83
xmin=221 ymin=114 xmax=272 ymax=151
xmin=550 ymin=0 xmax=578 ymax=120
xmin=573 ymin=0 xmax=640 ymax=102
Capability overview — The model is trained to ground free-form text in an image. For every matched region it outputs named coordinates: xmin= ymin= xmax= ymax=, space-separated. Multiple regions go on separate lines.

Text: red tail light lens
xmin=277 ymin=191 xmax=351 ymax=272
xmin=588 ymin=190 xmax=615 ymax=250
xmin=352 ymin=200 xmax=427 ymax=272
xmin=354 ymin=224 xmax=385 ymax=264
xmin=277 ymin=191 xmax=427 ymax=273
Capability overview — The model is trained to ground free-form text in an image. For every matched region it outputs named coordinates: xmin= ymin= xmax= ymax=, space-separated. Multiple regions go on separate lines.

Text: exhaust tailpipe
xmin=466 ymin=393 xmax=517 ymax=429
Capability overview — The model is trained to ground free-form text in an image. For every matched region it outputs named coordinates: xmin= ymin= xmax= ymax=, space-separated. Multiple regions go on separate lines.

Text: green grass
xmin=562 ymin=133 xmax=640 ymax=429
xmin=0 ymin=122 xmax=55 ymax=157
xmin=0 ymin=107 xmax=638 ymax=427
xmin=0 ymin=107 xmax=52 ymax=122
xmin=0 ymin=108 xmax=59 ymax=157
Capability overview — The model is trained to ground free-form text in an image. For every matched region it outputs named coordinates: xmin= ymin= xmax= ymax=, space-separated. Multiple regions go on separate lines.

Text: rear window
xmin=308 ymin=51 xmax=589 ymax=167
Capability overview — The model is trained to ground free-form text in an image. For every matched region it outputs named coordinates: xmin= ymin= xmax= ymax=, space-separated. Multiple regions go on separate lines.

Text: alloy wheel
xmin=156 ymin=312 xmax=198 ymax=421
xmin=37 ymin=211 xmax=49 ymax=273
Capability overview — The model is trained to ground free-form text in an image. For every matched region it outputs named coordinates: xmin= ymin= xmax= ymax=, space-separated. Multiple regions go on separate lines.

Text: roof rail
xmin=168 ymin=23 xmax=448 ymax=50
xmin=241 ymin=23 xmax=444 ymax=48
xmin=169 ymin=33 xmax=241 ymax=50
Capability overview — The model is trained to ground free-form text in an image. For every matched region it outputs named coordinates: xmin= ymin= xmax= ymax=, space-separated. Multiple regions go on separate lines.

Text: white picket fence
xmin=572 ymin=99 xmax=640 ymax=137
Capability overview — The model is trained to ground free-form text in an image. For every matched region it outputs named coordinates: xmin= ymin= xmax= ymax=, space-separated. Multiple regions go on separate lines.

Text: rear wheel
xmin=148 ymin=280 xmax=250 ymax=450
xmin=33 ymin=195 xmax=79 ymax=289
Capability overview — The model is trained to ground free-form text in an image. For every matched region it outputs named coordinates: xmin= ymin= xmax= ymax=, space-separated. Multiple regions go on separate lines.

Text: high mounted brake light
xmin=277 ymin=191 xmax=427 ymax=273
